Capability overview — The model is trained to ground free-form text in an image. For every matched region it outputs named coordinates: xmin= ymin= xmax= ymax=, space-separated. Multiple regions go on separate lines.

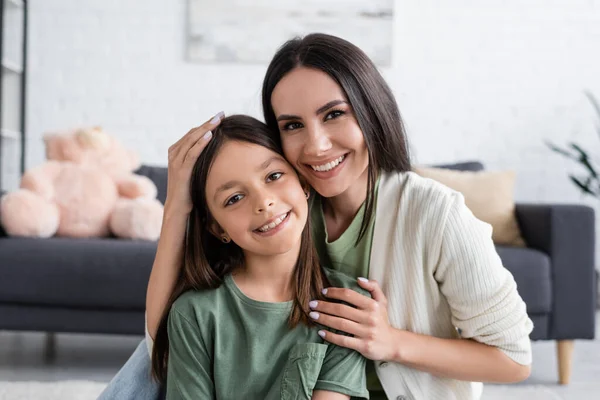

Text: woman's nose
xmin=305 ymin=125 xmax=332 ymax=156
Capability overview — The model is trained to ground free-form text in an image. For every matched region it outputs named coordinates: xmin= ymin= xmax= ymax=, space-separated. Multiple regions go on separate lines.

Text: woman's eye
xmin=282 ymin=122 xmax=303 ymax=131
xmin=267 ymin=172 xmax=283 ymax=182
xmin=225 ymin=194 xmax=243 ymax=206
xmin=325 ymin=110 xmax=344 ymax=120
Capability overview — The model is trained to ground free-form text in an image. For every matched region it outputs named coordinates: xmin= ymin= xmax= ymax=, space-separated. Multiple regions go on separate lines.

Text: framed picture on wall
xmin=186 ymin=0 xmax=394 ymax=66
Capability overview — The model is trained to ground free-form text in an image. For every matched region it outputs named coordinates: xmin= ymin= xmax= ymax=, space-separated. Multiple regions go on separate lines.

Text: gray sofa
xmin=0 ymin=162 xmax=596 ymax=384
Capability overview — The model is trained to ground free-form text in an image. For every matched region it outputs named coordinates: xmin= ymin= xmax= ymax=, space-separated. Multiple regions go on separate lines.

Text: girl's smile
xmin=253 ymin=210 xmax=291 ymax=236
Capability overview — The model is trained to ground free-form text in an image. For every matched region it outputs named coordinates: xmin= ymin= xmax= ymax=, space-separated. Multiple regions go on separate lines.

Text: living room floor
xmin=0 ymin=312 xmax=599 ymax=399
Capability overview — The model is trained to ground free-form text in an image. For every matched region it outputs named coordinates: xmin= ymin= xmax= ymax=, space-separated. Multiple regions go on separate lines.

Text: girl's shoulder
xmin=321 ymin=267 xmax=371 ymax=298
xmin=171 ymin=283 xmax=226 ymax=320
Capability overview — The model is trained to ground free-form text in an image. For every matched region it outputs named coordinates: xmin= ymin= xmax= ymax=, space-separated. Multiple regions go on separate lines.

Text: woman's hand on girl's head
xmin=164 ymin=112 xmax=224 ymax=215
xmin=310 ymin=278 xmax=398 ymax=362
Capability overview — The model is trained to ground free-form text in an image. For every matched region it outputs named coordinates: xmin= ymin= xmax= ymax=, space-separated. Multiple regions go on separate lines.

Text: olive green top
xmin=166 ymin=268 xmax=369 ymax=400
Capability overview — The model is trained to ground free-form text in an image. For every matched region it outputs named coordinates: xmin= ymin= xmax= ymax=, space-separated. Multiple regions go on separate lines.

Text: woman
xmin=100 ymin=33 xmax=532 ymax=400
xmin=259 ymin=33 xmax=533 ymax=399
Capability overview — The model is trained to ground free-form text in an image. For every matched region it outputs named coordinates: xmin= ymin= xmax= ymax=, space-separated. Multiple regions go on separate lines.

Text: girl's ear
xmin=208 ymin=220 xmax=224 ymax=238
xmin=208 ymin=221 xmax=231 ymax=243
xmin=298 ymin=175 xmax=311 ymax=199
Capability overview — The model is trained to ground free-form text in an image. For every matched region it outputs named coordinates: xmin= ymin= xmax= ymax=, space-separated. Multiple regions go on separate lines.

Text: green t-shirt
xmin=310 ymin=178 xmax=386 ymax=400
xmin=166 ymin=268 xmax=369 ymax=400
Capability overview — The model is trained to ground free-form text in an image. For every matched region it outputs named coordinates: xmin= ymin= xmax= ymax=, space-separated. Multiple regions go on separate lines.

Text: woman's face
xmin=270 ymin=67 xmax=369 ymax=199
xmin=204 ymin=140 xmax=308 ymax=257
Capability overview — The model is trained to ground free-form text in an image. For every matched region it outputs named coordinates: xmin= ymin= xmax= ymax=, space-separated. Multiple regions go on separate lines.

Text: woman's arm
xmin=145 ymin=209 xmax=187 ymax=340
xmin=312 ymin=192 xmax=533 ymax=383
xmin=146 ymin=114 xmax=223 ymax=342
xmin=312 ymin=391 xmax=349 ymax=400
xmin=391 ymin=329 xmax=531 ymax=383
xmin=314 ymin=280 xmax=531 ymax=384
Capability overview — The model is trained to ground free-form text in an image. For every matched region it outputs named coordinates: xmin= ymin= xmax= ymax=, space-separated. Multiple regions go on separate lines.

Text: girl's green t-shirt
xmin=166 ymin=268 xmax=369 ymax=400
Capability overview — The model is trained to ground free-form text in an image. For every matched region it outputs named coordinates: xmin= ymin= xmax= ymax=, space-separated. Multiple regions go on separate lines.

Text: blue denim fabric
xmin=98 ymin=339 xmax=165 ymax=400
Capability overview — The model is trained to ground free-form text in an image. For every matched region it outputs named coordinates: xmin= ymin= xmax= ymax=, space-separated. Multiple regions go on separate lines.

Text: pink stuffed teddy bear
xmin=0 ymin=126 xmax=163 ymax=240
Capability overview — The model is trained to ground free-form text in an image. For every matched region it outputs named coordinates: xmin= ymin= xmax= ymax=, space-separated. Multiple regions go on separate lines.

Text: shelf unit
xmin=0 ymin=0 xmax=27 ymax=192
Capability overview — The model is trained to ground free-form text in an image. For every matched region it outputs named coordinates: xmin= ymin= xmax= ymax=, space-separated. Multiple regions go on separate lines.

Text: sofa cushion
xmin=496 ymin=245 xmax=552 ymax=314
xmin=414 ymin=167 xmax=526 ymax=247
xmin=134 ymin=165 xmax=168 ymax=205
xmin=0 ymin=237 xmax=156 ymax=310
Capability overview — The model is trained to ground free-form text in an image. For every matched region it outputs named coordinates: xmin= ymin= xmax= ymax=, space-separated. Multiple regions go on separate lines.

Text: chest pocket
xmin=280 ymin=343 xmax=328 ymax=400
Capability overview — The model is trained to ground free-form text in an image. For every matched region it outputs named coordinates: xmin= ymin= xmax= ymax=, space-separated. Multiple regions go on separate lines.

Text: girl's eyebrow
xmin=214 ymin=181 xmax=240 ymax=201
xmin=257 ymin=156 xmax=284 ymax=171
xmin=276 ymin=99 xmax=347 ymax=121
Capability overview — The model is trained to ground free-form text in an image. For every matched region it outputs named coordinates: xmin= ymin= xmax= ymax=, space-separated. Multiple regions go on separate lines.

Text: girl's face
xmin=204 ymin=140 xmax=308 ymax=257
xmin=270 ymin=67 xmax=369 ymax=199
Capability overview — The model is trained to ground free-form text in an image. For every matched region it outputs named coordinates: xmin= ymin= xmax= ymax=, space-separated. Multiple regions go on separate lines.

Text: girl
xmin=151 ymin=115 xmax=368 ymax=399
xmin=100 ymin=33 xmax=533 ymax=400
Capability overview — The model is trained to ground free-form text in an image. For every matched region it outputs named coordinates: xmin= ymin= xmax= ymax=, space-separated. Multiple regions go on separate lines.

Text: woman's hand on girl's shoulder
xmin=164 ymin=112 xmax=224 ymax=215
xmin=310 ymin=278 xmax=398 ymax=361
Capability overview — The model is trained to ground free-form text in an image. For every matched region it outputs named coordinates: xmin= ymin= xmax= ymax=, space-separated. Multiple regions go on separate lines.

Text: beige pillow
xmin=413 ymin=166 xmax=525 ymax=247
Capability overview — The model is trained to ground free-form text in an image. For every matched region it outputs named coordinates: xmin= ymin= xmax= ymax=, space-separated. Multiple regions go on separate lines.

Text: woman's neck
xmin=232 ymin=242 xmax=301 ymax=303
xmin=321 ymin=167 xmax=370 ymax=241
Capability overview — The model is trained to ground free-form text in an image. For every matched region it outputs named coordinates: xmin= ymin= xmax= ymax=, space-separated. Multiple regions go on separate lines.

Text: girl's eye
xmin=225 ymin=194 xmax=244 ymax=206
xmin=325 ymin=109 xmax=345 ymax=120
xmin=267 ymin=172 xmax=283 ymax=182
xmin=282 ymin=122 xmax=303 ymax=131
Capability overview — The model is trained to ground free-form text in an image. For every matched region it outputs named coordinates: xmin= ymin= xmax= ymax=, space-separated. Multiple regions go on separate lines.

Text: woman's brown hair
xmin=262 ymin=33 xmax=412 ymax=243
xmin=151 ymin=115 xmax=328 ymax=382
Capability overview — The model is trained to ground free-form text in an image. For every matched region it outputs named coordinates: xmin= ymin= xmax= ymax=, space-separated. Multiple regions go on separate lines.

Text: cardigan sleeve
xmin=433 ymin=193 xmax=534 ymax=365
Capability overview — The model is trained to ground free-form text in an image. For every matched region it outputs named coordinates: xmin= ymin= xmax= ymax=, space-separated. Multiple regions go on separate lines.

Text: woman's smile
xmin=304 ymin=153 xmax=349 ymax=180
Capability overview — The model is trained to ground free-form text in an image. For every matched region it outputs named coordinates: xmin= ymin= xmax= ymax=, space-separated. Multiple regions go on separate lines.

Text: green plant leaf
xmin=545 ymin=141 xmax=577 ymax=160
xmin=585 ymin=90 xmax=600 ymax=119
xmin=569 ymin=143 xmax=598 ymax=178
xmin=570 ymin=174 xmax=596 ymax=195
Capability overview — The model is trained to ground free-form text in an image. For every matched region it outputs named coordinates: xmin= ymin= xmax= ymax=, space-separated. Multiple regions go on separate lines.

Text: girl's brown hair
xmin=151 ymin=115 xmax=328 ymax=382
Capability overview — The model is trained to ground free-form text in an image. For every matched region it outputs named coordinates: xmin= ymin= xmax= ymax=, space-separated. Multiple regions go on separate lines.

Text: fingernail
xmin=358 ymin=277 xmax=369 ymax=283
xmin=309 ymin=311 xmax=319 ymax=320
xmin=309 ymin=300 xmax=318 ymax=308
xmin=318 ymin=330 xmax=326 ymax=338
xmin=321 ymin=288 xmax=328 ymax=295
xmin=210 ymin=111 xmax=225 ymax=124
xmin=203 ymin=131 xmax=212 ymax=140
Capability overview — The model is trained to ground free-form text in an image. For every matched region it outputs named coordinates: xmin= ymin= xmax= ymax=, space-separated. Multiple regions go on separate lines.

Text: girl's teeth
xmin=259 ymin=213 xmax=288 ymax=232
xmin=311 ymin=155 xmax=344 ymax=172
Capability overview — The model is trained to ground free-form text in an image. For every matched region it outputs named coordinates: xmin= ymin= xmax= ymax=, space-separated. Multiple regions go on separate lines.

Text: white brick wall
xmin=25 ymin=0 xmax=600 ymax=249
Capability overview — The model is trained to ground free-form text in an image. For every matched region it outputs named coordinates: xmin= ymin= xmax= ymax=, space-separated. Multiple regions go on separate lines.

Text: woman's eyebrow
xmin=276 ymin=99 xmax=348 ymax=121
xmin=315 ymin=99 xmax=347 ymax=115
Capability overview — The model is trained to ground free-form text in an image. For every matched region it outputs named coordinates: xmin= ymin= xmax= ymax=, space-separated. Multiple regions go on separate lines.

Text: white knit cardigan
xmin=368 ymin=171 xmax=533 ymax=399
